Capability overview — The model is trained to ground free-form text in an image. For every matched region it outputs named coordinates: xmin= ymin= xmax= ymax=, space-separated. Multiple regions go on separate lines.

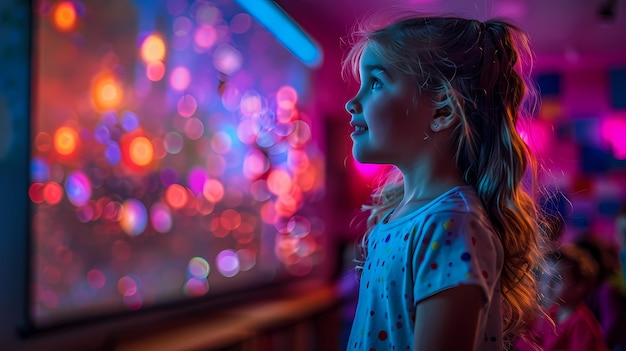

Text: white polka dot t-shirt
xmin=347 ymin=186 xmax=504 ymax=351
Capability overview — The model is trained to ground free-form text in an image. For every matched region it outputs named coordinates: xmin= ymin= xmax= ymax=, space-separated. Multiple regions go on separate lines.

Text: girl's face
xmin=345 ymin=44 xmax=435 ymax=166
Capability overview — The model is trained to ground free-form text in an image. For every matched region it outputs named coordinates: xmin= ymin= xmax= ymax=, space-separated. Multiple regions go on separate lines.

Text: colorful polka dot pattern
xmin=347 ymin=187 xmax=504 ymax=351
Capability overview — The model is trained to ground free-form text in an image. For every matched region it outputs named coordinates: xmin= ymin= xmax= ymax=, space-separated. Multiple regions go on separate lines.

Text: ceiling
xmin=274 ymin=0 xmax=626 ymax=71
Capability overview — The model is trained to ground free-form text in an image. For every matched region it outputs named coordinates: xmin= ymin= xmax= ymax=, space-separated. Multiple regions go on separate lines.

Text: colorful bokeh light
xmin=169 ymin=66 xmax=191 ymax=91
xmin=150 ymin=202 xmax=173 ymax=233
xmin=202 ymin=179 xmax=224 ymax=203
xmin=43 ymin=181 xmax=63 ymax=205
xmin=54 ymin=126 xmax=78 ymax=156
xmin=128 ymin=136 xmax=154 ymax=167
xmin=184 ymin=277 xmax=209 ymax=296
xmin=166 ymin=184 xmax=189 ymax=209
xmin=276 ymin=85 xmax=298 ymax=109
xmin=65 ymin=171 xmax=92 ymax=207
xmin=216 ymin=250 xmax=240 ymax=278
xmin=52 ymin=1 xmax=77 ymax=32
xmin=120 ymin=199 xmax=148 ymax=236
xmin=92 ymin=74 xmax=123 ymax=111
xmin=140 ymin=34 xmax=166 ymax=63
xmin=187 ymin=257 xmax=210 ymax=278
xmin=87 ymin=269 xmax=106 ymax=289
xmin=146 ymin=60 xmax=166 ymax=81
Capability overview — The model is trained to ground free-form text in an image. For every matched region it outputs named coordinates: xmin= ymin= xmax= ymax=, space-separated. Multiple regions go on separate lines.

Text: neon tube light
xmin=234 ymin=0 xmax=323 ymax=67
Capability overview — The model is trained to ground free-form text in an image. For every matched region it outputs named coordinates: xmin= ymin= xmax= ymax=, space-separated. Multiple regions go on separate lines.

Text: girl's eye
xmin=370 ymin=78 xmax=382 ymax=89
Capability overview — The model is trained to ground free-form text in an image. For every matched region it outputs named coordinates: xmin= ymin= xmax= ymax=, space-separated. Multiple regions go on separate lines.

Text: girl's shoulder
xmin=419 ymin=186 xmax=494 ymax=233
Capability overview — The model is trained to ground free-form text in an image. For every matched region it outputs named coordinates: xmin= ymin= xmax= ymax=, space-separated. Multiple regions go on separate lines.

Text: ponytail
xmin=454 ymin=19 xmax=547 ymax=337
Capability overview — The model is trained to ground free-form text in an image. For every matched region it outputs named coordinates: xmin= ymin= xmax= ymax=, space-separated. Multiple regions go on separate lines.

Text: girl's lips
xmin=350 ymin=125 xmax=368 ymax=137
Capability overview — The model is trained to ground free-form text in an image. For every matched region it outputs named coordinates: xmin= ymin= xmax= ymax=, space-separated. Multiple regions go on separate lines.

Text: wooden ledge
xmin=113 ymin=283 xmax=340 ymax=351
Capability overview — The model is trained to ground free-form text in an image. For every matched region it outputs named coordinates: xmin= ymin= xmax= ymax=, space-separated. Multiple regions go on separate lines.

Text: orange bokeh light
xmin=54 ymin=126 xmax=78 ymax=156
xmin=166 ymin=184 xmax=189 ymax=209
xmin=53 ymin=1 xmax=77 ymax=32
xmin=202 ymin=179 xmax=224 ymax=203
xmin=296 ymin=167 xmax=317 ymax=192
xmin=128 ymin=136 xmax=154 ymax=167
xmin=141 ymin=34 xmax=166 ymax=63
xmin=120 ymin=130 xmax=159 ymax=172
xmin=267 ymin=169 xmax=292 ymax=195
xmin=92 ymin=73 xmax=123 ymax=111
xmin=275 ymin=194 xmax=297 ymax=217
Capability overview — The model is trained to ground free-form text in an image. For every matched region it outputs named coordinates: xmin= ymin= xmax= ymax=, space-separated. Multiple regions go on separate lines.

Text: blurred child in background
xmin=576 ymin=234 xmax=626 ymax=351
xmin=605 ymin=203 xmax=626 ymax=351
xmin=516 ymin=244 xmax=608 ymax=351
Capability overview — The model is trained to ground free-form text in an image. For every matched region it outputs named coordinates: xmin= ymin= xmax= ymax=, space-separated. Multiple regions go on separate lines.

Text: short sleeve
xmin=411 ymin=211 xmax=500 ymax=306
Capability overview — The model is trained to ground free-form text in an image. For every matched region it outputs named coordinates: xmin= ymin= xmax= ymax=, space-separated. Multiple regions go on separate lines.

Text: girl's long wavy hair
xmin=342 ymin=13 xmax=551 ymax=343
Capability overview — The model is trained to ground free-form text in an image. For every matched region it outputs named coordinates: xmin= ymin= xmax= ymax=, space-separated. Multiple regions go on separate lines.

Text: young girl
xmin=342 ymin=14 xmax=548 ymax=351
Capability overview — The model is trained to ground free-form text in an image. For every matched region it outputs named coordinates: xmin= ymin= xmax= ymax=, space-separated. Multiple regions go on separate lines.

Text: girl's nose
xmin=345 ymin=97 xmax=360 ymax=114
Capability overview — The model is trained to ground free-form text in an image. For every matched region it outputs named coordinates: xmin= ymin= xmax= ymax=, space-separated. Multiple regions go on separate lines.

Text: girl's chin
xmin=352 ymin=151 xmax=379 ymax=165
xmin=351 ymin=150 xmax=367 ymax=164
xmin=352 ymin=145 xmax=390 ymax=165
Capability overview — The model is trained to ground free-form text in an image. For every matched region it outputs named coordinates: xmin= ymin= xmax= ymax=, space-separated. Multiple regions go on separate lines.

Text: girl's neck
xmin=387 ymin=177 xmax=466 ymax=223
xmin=388 ymin=150 xmax=466 ymax=222
xmin=400 ymin=170 xmax=466 ymax=203
xmin=397 ymin=149 xmax=466 ymax=203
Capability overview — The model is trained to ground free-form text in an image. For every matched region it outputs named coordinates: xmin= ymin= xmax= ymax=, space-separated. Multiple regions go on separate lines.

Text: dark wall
xmin=0 ymin=0 xmax=31 ymax=349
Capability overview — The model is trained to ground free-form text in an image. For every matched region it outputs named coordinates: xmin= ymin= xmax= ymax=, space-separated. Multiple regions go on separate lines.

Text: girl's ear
xmin=430 ymin=89 xmax=462 ymax=132
xmin=430 ymin=111 xmax=456 ymax=132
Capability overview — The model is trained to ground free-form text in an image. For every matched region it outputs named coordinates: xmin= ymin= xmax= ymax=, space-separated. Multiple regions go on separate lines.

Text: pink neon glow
xmin=352 ymin=157 xmax=384 ymax=179
xmin=518 ymin=120 xmax=551 ymax=155
xmin=601 ymin=116 xmax=626 ymax=160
